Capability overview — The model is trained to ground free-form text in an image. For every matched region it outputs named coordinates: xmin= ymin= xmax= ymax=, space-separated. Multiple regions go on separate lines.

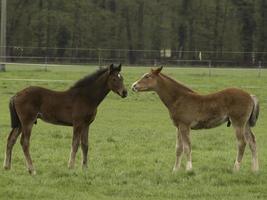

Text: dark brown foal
xmin=132 ymin=67 xmax=259 ymax=172
xmin=4 ymin=64 xmax=127 ymax=175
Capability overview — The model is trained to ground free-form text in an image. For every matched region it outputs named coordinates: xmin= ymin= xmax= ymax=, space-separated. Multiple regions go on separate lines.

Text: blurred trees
xmin=4 ymin=0 xmax=267 ymax=64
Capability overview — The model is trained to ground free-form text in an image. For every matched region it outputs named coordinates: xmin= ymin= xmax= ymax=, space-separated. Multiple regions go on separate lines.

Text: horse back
xmin=13 ymin=86 xmax=97 ymax=126
xmin=171 ymin=87 xmax=255 ymax=129
xmin=13 ymin=86 xmax=74 ymax=125
xmin=201 ymin=88 xmax=254 ymax=127
xmin=14 ymin=86 xmax=67 ymax=107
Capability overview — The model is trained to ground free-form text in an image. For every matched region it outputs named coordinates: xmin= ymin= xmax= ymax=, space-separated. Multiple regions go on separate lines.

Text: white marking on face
xmin=131 ymin=81 xmax=138 ymax=92
xmin=118 ymin=73 xmax=122 ymax=79
xmin=142 ymin=73 xmax=149 ymax=78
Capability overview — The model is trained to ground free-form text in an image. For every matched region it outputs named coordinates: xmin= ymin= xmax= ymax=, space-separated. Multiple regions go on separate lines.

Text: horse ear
xmin=109 ymin=63 xmax=114 ymax=74
xmin=117 ymin=63 xmax=122 ymax=72
xmin=152 ymin=66 xmax=163 ymax=74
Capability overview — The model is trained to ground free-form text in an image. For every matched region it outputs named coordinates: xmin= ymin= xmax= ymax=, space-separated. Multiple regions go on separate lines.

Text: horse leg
xmin=80 ymin=126 xmax=89 ymax=169
xmin=245 ymin=126 xmax=258 ymax=171
xmin=4 ymin=127 xmax=22 ymax=170
xmin=68 ymin=125 xmax=83 ymax=169
xmin=180 ymin=124 xmax=192 ymax=171
xmin=20 ymin=124 xmax=35 ymax=175
xmin=173 ymin=128 xmax=183 ymax=172
xmin=233 ymin=126 xmax=246 ymax=172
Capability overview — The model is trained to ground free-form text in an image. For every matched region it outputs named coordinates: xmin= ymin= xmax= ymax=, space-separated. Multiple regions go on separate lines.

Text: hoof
xmin=172 ymin=167 xmax=180 ymax=173
xmin=68 ymin=164 xmax=75 ymax=169
xmin=28 ymin=169 xmax=36 ymax=176
xmin=186 ymin=169 xmax=195 ymax=176
xmin=3 ymin=165 xmax=11 ymax=170
xmin=252 ymin=161 xmax=259 ymax=172
xmin=186 ymin=162 xmax=192 ymax=171
xmin=233 ymin=161 xmax=240 ymax=172
xmin=82 ymin=164 xmax=88 ymax=170
xmin=186 ymin=167 xmax=193 ymax=172
xmin=233 ymin=167 xmax=240 ymax=172
xmin=252 ymin=166 xmax=259 ymax=173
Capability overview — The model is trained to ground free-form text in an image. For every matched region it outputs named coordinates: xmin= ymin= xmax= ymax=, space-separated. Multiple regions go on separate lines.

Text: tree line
xmin=2 ymin=0 xmax=267 ymax=65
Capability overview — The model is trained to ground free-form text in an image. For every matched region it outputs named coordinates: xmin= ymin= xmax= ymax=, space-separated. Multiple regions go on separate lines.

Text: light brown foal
xmin=132 ymin=67 xmax=259 ymax=172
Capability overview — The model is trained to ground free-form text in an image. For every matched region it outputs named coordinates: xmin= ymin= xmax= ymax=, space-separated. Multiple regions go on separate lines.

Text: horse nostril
xmin=122 ymin=90 xmax=128 ymax=98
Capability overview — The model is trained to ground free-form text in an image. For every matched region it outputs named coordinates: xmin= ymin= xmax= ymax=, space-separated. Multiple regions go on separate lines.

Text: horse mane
xmin=160 ymin=73 xmax=196 ymax=93
xmin=70 ymin=67 xmax=109 ymax=89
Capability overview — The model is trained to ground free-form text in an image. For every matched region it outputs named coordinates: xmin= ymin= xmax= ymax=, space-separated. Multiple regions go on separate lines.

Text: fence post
xmin=154 ymin=59 xmax=157 ymax=66
xmin=258 ymin=61 xmax=262 ymax=78
xmin=98 ymin=48 xmax=101 ymax=67
xmin=44 ymin=56 xmax=48 ymax=71
xmin=208 ymin=60 xmax=212 ymax=77
xmin=0 ymin=0 xmax=7 ymax=72
xmin=118 ymin=49 xmax=121 ymax=64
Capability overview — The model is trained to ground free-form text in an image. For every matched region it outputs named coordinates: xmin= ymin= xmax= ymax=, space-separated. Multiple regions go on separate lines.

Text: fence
xmin=0 ymin=46 xmax=267 ymax=68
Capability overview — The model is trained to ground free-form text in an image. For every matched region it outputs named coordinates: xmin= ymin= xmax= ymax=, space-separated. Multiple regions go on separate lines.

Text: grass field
xmin=0 ymin=64 xmax=267 ymax=200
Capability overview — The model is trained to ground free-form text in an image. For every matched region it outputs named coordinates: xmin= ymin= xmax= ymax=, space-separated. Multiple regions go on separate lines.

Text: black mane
xmin=70 ymin=67 xmax=109 ymax=89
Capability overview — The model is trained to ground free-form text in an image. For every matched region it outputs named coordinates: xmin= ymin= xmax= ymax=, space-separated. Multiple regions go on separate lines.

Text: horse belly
xmin=38 ymin=114 xmax=73 ymax=126
xmin=190 ymin=116 xmax=228 ymax=130
xmin=38 ymin=107 xmax=73 ymax=126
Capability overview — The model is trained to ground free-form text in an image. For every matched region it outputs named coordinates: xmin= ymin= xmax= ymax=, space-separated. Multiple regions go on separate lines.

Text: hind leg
xmin=233 ymin=126 xmax=246 ymax=171
xmin=245 ymin=126 xmax=258 ymax=171
xmin=4 ymin=127 xmax=22 ymax=170
xmin=20 ymin=124 xmax=35 ymax=175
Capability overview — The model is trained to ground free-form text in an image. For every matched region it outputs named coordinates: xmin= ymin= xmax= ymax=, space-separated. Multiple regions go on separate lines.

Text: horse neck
xmin=155 ymin=74 xmax=194 ymax=108
xmin=91 ymin=75 xmax=111 ymax=105
xmin=70 ymin=73 xmax=110 ymax=105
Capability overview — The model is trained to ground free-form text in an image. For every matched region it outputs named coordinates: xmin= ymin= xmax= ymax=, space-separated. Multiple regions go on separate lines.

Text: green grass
xmin=0 ymin=64 xmax=267 ymax=200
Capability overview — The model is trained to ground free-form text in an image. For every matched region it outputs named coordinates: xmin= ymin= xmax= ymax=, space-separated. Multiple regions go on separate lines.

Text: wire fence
xmin=0 ymin=46 xmax=267 ymax=69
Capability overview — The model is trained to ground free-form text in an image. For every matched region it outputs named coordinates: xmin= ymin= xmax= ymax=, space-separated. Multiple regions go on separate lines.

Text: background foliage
xmin=2 ymin=0 xmax=267 ymax=64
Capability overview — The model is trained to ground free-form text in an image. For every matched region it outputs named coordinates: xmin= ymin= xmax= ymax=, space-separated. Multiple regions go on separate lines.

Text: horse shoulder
xmin=72 ymin=98 xmax=97 ymax=122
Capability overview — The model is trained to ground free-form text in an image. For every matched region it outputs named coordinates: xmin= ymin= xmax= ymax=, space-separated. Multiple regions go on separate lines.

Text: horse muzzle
xmin=131 ymin=83 xmax=139 ymax=92
xmin=122 ymin=90 xmax=128 ymax=98
xmin=118 ymin=89 xmax=127 ymax=98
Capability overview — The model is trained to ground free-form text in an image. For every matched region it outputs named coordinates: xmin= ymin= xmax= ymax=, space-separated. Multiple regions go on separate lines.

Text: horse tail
xmin=249 ymin=95 xmax=259 ymax=127
xmin=9 ymin=96 xmax=21 ymax=128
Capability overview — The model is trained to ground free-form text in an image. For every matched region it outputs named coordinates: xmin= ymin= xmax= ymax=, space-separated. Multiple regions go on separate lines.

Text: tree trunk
xmin=125 ymin=7 xmax=135 ymax=64
xmin=238 ymin=1 xmax=255 ymax=64
xmin=213 ymin=0 xmax=220 ymax=59
xmin=219 ymin=0 xmax=229 ymax=59
xmin=256 ymin=0 xmax=267 ymax=61
xmin=136 ymin=0 xmax=144 ymax=63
